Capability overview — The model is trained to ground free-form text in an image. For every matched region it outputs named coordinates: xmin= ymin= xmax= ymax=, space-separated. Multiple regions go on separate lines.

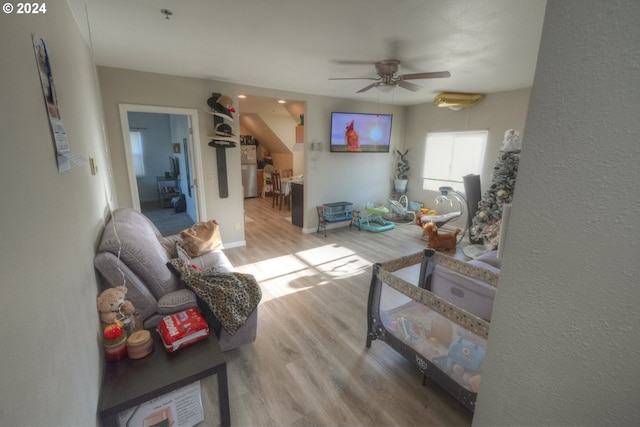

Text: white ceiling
xmin=68 ymin=0 xmax=546 ymax=107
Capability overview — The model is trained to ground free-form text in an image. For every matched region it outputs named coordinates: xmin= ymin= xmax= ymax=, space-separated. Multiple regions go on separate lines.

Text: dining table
xmin=280 ymin=176 xmax=304 ymax=197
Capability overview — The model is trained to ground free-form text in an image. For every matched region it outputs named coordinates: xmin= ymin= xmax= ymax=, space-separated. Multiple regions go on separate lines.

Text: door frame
xmin=118 ymin=104 xmax=206 ymax=221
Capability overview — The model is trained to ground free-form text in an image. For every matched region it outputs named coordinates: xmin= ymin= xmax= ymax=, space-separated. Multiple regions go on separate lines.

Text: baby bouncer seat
xmin=420 ymin=186 xmax=469 ymax=244
xmin=386 ymin=195 xmax=417 ymax=224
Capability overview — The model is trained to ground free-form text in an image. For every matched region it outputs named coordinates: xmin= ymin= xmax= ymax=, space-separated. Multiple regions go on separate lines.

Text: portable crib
xmin=366 ymin=249 xmax=498 ymax=412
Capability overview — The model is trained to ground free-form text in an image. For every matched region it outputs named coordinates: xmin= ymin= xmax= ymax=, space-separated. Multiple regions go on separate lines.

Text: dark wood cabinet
xmin=291 ymin=182 xmax=303 ymax=227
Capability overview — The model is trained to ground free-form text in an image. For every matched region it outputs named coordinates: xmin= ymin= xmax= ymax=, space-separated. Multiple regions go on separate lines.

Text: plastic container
xmin=127 ymin=330 xmax=153 ymax=359
xmin=103 ymin=323 xmax=128 ymax=361
xmin=103 ymin=337 xmax=127 ymax=361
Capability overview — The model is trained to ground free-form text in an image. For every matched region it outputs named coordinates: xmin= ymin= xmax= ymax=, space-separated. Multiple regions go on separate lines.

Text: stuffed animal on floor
xmin=422 ymin=222 xmax=460 ymax=252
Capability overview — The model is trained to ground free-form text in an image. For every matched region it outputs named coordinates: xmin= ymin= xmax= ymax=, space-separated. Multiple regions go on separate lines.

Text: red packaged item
xmin=156 ymin=308 xmax=209 ymax=352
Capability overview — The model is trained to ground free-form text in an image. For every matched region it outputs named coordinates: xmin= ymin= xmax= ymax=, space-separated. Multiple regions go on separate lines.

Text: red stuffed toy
xmin=422 ymin=222 xmax=460 ymax=252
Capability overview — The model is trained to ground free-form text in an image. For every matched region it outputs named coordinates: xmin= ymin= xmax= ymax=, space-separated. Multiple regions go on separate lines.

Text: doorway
xmin=118 ymin=104 xmax=205 ymax=235
xmin=238 ymin=95 xmax=306 ymax=230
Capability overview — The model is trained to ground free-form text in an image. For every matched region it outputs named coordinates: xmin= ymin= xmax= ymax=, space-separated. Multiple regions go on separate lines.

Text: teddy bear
xmin=96 ymin=286 xmax=136 ymax=326
xmin=422 ymin=222 xmax=460 ymax=252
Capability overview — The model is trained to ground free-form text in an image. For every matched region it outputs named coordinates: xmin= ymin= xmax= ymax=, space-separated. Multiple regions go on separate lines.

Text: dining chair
xmin=280 ymin=169 xmax=293 ymax=178
xmin=271 ymin=172 xmax=284 ymax=209
xmin=262 ymin=164 xmax=274 ymax=198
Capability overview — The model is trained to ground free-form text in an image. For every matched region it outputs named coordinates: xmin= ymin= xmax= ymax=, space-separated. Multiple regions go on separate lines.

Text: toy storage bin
xmin=366 ymin=249 xmax=498 ymax=412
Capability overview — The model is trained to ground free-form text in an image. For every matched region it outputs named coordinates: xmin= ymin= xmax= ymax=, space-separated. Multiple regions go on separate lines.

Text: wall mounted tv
xmin=330 ymin=112 xmax=392 ymax=153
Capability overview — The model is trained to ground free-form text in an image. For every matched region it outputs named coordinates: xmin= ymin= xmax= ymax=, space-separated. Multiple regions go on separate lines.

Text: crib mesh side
xmin=366 ymin=249 xmax=495 ymax=413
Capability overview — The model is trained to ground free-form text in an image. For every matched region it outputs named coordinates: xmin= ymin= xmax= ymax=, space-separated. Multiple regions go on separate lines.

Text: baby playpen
xmin=366 ymin=249 xmax=498 ymax=412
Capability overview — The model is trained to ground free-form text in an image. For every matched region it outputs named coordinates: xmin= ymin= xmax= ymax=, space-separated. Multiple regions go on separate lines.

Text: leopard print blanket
xmin=168 ymin=259 xmax=261 ymax=335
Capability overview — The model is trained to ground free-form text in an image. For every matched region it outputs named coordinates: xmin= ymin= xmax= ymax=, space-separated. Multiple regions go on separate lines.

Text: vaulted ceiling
xmin=68 ymin=0 xmax=546 ymax=107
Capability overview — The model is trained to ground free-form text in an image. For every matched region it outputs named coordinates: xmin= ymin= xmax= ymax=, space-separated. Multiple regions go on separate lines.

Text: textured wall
xmin=0 ymin=2 xmax=113 ymax=425
xmin=474 ymin=2 xmax=640 ymax=426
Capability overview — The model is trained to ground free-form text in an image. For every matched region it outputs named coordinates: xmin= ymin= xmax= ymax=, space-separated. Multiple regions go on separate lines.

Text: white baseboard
xmin=223 ymin=240 xmax=246 ymax=249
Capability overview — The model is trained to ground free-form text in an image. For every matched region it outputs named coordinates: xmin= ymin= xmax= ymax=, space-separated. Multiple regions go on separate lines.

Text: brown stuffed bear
xmin=96 ymin=286 xmax=135 ymax=325
xmin=423 ymin=222 xmax=461 ymax=252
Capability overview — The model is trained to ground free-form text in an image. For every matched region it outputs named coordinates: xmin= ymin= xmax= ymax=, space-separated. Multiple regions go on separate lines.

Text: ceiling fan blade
xmin=397 ymin=81 xmax=422 ymax=92
xmin=401 ymin=71 xmax=451 ymax=80
xmin=328 ymin=77 xmax=379 ymax=81
xmin=333 ymin=59 xmax=378 ymax=65
xmin=356 ymin=82 xmax=378 ymax=93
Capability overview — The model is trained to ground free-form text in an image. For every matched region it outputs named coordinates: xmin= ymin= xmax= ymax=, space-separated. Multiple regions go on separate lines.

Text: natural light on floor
xmin=232 ymin=244 xmax=373 ymax=303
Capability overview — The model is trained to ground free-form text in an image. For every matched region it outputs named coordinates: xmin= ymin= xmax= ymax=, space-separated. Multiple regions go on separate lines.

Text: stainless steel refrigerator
xmin=241 ymin=145 xmax=258 ymax=198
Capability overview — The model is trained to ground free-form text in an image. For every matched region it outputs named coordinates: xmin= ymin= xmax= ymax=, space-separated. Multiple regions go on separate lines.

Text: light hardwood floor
xmin=199 ymin=196 xmax=473 ymax=426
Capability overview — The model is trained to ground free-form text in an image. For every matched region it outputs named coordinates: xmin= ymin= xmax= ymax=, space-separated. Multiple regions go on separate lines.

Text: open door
xmin=119 ymin=104 xmax=206 ymax=224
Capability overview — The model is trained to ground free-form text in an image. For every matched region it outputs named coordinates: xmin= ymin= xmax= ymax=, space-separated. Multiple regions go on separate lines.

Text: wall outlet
xmin=208 ymin=174 xmax=214 ymax=183
xmin=234 ymin=223 xmax=241 ymax=230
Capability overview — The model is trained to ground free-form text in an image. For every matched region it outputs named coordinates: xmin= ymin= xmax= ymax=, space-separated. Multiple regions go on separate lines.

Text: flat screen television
xmin=330 ymin=112 xmax=392 ymax=152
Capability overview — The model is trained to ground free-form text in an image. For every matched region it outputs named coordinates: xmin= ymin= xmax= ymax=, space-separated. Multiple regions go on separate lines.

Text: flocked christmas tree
xmin=469 ymin=129 xmax=521 ymax=248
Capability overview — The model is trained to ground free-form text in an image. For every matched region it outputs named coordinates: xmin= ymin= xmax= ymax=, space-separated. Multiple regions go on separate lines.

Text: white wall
xmin=98 ymin=67 xmax=250 ymax=245
xmin=474 ymin=2 xmax=640 ymax=426
xmin=301 ymin=96 xmax=406 ymax=231
xmin=404 ymin=89 xmax=531 ymax=229
xmin=97 ymin=67 xmax=407 ymax=235
xmin=0 ymin=3 xmax=114 ymax=426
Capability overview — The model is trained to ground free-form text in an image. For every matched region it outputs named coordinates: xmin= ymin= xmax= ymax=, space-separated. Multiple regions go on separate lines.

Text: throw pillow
xmin=157 ymin=289 xmax=198 ymax=315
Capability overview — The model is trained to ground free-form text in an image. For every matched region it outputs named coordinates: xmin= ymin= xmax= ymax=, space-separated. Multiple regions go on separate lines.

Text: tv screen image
xmin=330 ymin=112 xmax=392 ymax=152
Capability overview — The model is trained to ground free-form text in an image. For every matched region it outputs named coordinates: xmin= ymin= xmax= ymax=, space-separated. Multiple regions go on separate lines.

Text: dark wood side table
xmin=98 ymin=332 xmax=230 ymax=427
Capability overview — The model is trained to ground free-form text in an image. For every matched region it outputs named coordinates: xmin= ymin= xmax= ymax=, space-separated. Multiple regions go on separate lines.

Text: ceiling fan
xmin=329 ymin=59 xmax=450 ymax=93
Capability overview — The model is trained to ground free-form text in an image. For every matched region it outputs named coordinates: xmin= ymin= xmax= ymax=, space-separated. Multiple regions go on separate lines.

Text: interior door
xmin=183 ymin=115 xmax=200 ymax=221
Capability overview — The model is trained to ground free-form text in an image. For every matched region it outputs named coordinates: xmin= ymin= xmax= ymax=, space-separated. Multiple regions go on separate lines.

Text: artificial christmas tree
xmin=470 ymin=129 xmax=521 ymax=247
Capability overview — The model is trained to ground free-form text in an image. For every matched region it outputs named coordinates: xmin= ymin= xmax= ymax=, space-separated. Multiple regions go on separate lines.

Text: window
xmin=129 ymin=131 xmax=145 ymax=178
xmin=422 ymin=130 xmax=488 ymax=192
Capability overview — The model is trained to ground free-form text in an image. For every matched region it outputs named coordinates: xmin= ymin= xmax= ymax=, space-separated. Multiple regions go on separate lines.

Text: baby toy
xmin=432 ymin=337 xmax=485 ymax=391
xmin=427 ymin=317 xmax=454 ymax=349
xmin=422 ymin=222 xmax=460 ymax=252
xmin=447 ymin=337 xmax=485 ymax=373
xmin=96 ymin=286 xmax=136 ymax=328
xmin=447 ymin=338 xmax=485 ymax=390
xmin=468 ymin=374 xmax=482 ymax=393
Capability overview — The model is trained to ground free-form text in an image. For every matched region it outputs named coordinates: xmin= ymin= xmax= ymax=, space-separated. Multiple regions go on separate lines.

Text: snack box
xmin=156 ymin=308 xmax=209 ymax=352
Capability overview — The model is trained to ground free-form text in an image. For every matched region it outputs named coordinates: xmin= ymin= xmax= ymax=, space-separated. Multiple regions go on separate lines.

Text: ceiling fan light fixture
xmin=434 ymin=92 xmax=484 ymax=108
xmin=376 ymin=82 xmax=396 ymax=93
